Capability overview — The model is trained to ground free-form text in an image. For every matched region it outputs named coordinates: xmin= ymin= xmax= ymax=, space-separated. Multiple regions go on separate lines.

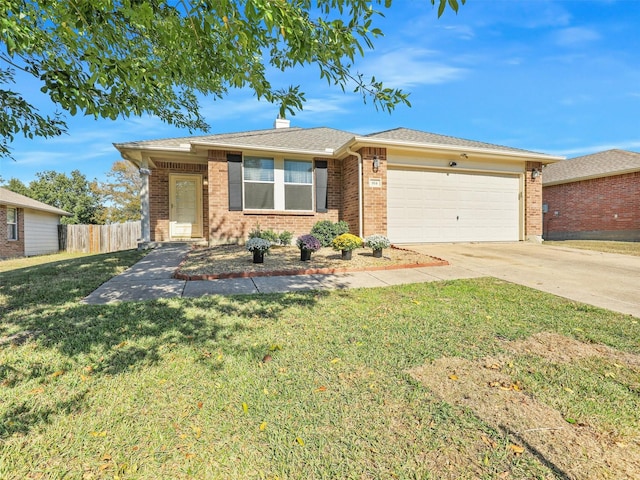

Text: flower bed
xmin=175 ymin=245 xmax=447 ymax=280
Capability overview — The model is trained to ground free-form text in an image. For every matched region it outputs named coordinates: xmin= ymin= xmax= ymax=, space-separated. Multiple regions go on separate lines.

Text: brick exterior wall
xmin=543 ymin=171 xmax=640 ymax=241
xmin=360 ymin=147 xmax=387 ymax=237
xmin=149 ymin=161 xmax=209 ymax=242
xmin=525 ymin=161 xmax=543 ymax=240
xmin=341 ymin=154 xmax=360 ymax=235
xmin=0 ymin=205 xmax=25 ymax=258
xmin=145 ymin=147 xmax=547 ymax=245
xmin=207 ymin=150 xmax=342 ymax=244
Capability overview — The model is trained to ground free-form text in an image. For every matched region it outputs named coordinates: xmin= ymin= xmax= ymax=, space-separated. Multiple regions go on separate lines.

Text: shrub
xmin=278 ymin=231 xmax=293 ymax=246
xmin=332 ymin=233 xmax=363 ymax=252
xmin=296 ymin=234 xmax=322 ymax=252
xmin=249 ymin=224 xmax=287 ymax=245
xmin=364 ymin=234 xmax=391 ymax=250
xmin=311 ymin=220 xmax=350 ymax=247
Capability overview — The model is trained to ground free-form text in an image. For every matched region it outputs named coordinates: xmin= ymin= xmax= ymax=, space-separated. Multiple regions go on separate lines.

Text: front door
xmin=169 ymin=174 xmax=202 ymax=239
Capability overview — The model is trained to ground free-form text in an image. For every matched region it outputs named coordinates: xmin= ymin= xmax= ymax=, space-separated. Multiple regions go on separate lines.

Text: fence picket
xmin=59 ymin=222 xmax=141 ymax=253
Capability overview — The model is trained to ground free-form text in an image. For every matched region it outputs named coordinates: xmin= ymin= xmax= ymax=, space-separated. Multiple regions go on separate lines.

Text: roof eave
xmin=189 ymin=141 xmax=336 ymax=158
xmin=336 ymin=136 xmax=564 ymax=163
xmin=2 ymin=201 xmax=70 ymax=216
xmin=543 ymin=167 xmax=640 ymax=186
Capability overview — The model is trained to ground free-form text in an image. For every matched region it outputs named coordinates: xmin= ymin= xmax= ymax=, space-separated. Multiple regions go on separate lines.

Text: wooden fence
xmin=59 ymin=221 xmax=141 ymax=254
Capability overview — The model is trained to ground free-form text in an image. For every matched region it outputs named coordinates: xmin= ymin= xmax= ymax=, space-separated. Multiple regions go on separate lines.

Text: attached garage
xmin=387 ymin=167 xmax=522 ymax=243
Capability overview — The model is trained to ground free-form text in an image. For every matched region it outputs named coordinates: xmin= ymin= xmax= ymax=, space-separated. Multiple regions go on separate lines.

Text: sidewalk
xmin=82 ymin=244 xmax=479 ymax=304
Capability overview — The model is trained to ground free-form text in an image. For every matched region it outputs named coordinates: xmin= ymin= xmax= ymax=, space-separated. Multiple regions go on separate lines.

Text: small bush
xmin=248 ymin=224 xmax=286 ymax=245
xmin=278 ymin=231 xmax=293 ymax=246
xmin=311 ymin=220 xmax=350 ymax=247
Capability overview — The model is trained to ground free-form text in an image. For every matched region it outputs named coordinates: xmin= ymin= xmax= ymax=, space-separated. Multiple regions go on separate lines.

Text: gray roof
xmin=116 ymin=127 xmax=357 ymax=155
xmin=116 ymin=125 xmax=560 ymax=160
xmin=543 ymin=149 xmax=640 ymax=185
xmin=0 ymin=187 xmax=71 ymax=216
xmin=365 ymin=127 xmax=544 ymax=155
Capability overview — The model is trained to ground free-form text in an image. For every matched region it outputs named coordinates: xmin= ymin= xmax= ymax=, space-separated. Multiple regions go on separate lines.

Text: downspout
xmin=346 ymin=148 xmax=363 ymax=238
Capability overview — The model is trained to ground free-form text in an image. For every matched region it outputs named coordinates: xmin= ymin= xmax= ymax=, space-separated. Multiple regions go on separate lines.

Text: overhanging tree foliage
xmin=0 ymin=0 xmax=464 ymax=157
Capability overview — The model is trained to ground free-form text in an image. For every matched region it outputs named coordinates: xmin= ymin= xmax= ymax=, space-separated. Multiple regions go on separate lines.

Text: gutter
xmin=346 ymin=148 xmax=364 ymax=239
xmin=336 ymin=137 xmax=564 ymax=164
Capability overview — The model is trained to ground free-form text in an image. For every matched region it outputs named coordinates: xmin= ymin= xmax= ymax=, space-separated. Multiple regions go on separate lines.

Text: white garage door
xmin=387 ymin=169 xmax=520 ymax=243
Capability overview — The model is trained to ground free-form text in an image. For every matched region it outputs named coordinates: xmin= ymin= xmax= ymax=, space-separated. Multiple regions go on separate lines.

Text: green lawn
xmin=545 ymin=240 xmax=640 ymax=256
xmin=1 ymin=251 xmax=638 ymax=479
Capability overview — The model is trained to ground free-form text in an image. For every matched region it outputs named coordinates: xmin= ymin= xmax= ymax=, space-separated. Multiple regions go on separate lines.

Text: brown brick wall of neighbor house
xmin=360 ymin=147 xmax=388 ymax=237
xmin=0 ymin=206 xmax=25 ymax=258
xmin=543 ymin=171 xmax=640 ymax=241
xmin=149 ymin=161 xmax=209 ymax=242
xmin=207 ymin=150 xmax=342 ymax=244
xmin=525 ymin=161 xmax=543 ymax=238
xmin=341 ymin=154 xmax=360 ymax=235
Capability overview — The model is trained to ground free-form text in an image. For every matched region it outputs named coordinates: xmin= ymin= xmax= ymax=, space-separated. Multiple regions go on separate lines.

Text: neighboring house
xmin=0 ymin=187 xmax=71 ymax=258
xmin=542 ymin=149 xmax=640 ymax=241
xmin=114 ymin=121 xmax=562 ymax=246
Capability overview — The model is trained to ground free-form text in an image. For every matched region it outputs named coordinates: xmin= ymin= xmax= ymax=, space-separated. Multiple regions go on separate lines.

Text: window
xmin=284 ymin=160 xmax=313 ymax=211
xmin=244 ymin=156 xmax=274 ymax=209
xmin=241 ymin=157 xmax=314 ymax=211
xmin=7 ymin=207 xmax=17 ymax=240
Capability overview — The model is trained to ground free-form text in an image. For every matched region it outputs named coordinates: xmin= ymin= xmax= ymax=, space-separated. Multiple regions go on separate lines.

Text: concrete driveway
xmin=407 ymin=242 xmax=640 ymax=318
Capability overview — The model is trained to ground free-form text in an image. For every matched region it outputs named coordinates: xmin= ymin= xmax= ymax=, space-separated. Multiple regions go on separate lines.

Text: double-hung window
xmin=241 ymin=157 xmax=314 ymax=211
xmin=284 ymin=159 xmax=313 ymax=211
xmin=243 ymin=156 xmax=275 ymax=210
xmin=7 ymin=207 xmax=17 ymax=240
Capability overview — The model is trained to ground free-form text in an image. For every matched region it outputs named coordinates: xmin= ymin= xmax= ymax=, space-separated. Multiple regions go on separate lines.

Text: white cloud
xmin=443 ymin=25 xmax=475 ymax=40
xmin=362 ymin=48 xmax=467 ymax=89
xmin=559 ymin=94 xmax=593 ymax=106
xmin=554 ymin=27 xmax=601 ymax=47
xmin=555 ymin=140 xmax=640 ymax=157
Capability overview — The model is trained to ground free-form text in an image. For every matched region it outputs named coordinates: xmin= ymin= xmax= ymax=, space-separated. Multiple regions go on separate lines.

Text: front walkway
xmin=83 ymin=242 xmax=640 ymax=319
xmin=81 ymin=244 xmax=480 ymax=304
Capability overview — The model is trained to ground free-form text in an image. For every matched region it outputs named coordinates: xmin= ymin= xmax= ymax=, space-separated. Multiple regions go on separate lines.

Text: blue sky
xmin=2 ymin=0 xmax=639 ymax=185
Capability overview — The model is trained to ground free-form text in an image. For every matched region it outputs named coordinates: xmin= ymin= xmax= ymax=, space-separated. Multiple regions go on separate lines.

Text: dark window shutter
xmin=315 ymin=160 xmax=328 ymax=213
xmin=227 ymin=154 xmax=243 ymax=211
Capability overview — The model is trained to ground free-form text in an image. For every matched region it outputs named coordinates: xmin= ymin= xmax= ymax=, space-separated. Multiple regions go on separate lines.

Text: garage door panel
xmin=387 ymin=168 xmax=520 ymax=243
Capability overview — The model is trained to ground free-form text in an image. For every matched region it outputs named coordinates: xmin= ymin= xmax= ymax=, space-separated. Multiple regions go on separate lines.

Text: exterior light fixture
xmin=531 ymin=168 xmax=540 ymax=180
xmin=373 ymin=156 xmax=380 ymax=172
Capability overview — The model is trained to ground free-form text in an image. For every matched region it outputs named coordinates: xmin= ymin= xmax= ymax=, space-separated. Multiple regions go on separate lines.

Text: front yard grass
xmin=1 ymin=251 xmax=638 ymax=479
xmin=545 ymin=240 xmax=640 ymax=256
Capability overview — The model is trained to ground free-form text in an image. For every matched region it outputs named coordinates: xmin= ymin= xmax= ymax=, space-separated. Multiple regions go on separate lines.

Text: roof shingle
xmin=364 ymin=127 xmax=544 ymax=155
xmin=0 ymin=187 xmax=71 ymax=216
xmin=543 ymin=149 xmax=640 ymax=185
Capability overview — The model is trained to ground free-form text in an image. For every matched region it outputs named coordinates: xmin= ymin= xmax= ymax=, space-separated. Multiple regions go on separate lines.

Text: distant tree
xmin=97 ymin=161 xmax=142 ymax=223
xmin=1 ymin=0 xmax=464 ymax=157
xmin=13 ymin=170 xmax=105 ymax=224
xmin=4 ymin=177 xmax=30 ymax=196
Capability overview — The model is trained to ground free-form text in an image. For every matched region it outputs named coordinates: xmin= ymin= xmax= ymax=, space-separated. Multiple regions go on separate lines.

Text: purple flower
xmin=296 ymin=234 xmax=321 ymax=252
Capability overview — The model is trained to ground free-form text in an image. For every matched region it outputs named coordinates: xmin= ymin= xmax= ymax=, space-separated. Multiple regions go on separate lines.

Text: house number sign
xmin=368 ymin=178 xmax=382 ymax=188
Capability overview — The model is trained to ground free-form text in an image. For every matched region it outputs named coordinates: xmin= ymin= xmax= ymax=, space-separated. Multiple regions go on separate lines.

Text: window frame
xmin=242 ymin=156 xmax=315 ymax=212
xmin=6 ymin=207 xmax=18 ymax=241
xmin=243 ymin=156 xmax=275 ymax=210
